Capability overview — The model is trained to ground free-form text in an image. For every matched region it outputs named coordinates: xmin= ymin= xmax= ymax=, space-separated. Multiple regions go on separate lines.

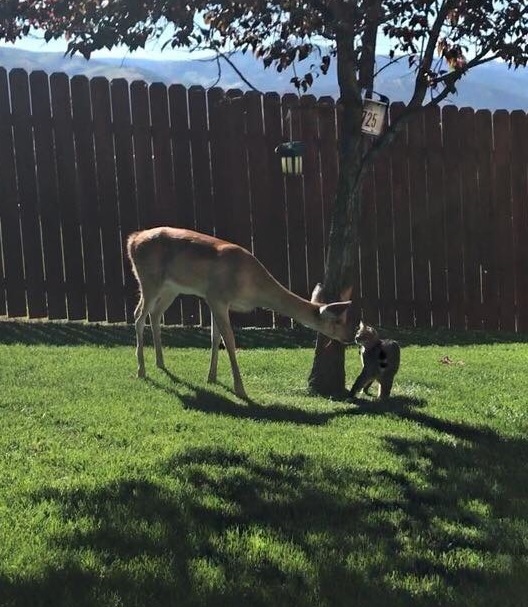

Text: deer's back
xmin=127 ymin=227 xmax=276 ymax=306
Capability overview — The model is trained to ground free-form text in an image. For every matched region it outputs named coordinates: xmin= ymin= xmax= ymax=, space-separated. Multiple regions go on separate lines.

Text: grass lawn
xmin=0 ymin=320 xmax=527 ymax=607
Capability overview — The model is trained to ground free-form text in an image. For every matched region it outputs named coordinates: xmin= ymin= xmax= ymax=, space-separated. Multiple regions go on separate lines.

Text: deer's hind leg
xmin=207 ymin=312 xmax=222 ymax=385
xmin=133 ymin=277 xmax=172 ymax=378
xmin=150 ymin=289 xmax=177 ymax=370
xmin=134 ymin=292 xmax=150 ymax=379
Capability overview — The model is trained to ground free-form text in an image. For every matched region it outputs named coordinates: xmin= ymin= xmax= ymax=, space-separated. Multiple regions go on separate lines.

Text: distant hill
xmin=0 ymin=46 xmax=526 ymax=111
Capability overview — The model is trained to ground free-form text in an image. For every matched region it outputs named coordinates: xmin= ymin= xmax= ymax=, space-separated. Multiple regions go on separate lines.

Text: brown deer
xmin=127 ymin=227 xmax=356 ymax=399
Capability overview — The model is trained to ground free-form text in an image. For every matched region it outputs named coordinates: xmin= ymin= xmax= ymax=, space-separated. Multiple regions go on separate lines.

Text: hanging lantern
xmin=275 ymin=141 xmax=305 ymax=175
xmin=361 ymin=92 xmax=389 ymax=137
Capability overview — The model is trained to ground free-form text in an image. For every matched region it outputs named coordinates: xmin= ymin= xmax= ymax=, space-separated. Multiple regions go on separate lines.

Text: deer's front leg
xmin=208 ymin=302 xmax=248 ymax=400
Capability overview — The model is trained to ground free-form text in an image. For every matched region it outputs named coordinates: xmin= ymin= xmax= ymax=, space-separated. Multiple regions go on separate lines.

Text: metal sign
xmin=361 ymin=98 xmax=388 ymax=137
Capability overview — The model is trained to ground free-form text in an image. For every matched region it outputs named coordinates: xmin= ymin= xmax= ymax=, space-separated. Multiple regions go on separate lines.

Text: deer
xmin=127 ymin=226 xmax=356 ymax=399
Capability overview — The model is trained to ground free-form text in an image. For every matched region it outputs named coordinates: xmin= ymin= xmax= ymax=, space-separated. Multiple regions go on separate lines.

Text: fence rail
xmin=0 ymin=67 xmax=527 ymax=332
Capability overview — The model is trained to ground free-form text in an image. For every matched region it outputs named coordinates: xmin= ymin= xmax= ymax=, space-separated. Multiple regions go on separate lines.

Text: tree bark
xmin=309 ymin=335 xmax=347 ymax=397
xmin=307 ymin=186 xmax=362 ymax=396
xmin=308 ymin=26 xmax=366 ymax=397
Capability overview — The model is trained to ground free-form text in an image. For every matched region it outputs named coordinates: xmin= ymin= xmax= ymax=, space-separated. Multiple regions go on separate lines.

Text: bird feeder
xmin=275 ymin=141 xmax=305 ymax=175
xmin=361 ymin=92 xmax=389 ymax=137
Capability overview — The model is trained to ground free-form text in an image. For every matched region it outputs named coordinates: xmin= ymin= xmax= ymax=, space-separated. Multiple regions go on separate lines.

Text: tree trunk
xmin=308 ymin=334 xmax=346 ymax=397
xmin=308 ymin=27 xmax=366 ymax=397
xmin=308 ymin=186 xmax=362 ymax=397
xmin=308 ymin=183 xmax=361 ymax=397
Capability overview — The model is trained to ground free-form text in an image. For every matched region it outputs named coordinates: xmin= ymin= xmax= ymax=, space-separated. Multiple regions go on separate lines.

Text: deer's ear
xmin=319 ymin=301 xmax=350 ymax=320
xmin=340 ymin=285 xmax=353 ymax=302
xmin=311 ymin=283 xmax=324 ymax=304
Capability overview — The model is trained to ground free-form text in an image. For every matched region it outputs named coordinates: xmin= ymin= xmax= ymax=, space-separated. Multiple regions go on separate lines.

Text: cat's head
xmin=355 ymin=321 xmax=379 ymax=348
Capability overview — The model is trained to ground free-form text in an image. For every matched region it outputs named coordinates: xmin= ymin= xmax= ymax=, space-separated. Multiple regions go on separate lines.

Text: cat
xmin=349 ymin=321 xmax=400 ymax=399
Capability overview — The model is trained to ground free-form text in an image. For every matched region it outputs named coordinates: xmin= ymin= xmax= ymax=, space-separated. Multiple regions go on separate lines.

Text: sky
xmin=0 ymin=25 xmax=218 ymax=62
xmin=0 ymin=23 xmax=394 ymax=63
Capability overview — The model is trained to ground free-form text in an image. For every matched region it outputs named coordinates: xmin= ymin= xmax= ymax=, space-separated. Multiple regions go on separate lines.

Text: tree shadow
xmin=378 ymin=325 xmax=528 ymax=347
xmin=3 ymin=412 xmax=527 ymax=607
xmin=2 ymin=319 xmax=526 ymax=348
xmin=0 ymin=320 xmax=317 ymax=349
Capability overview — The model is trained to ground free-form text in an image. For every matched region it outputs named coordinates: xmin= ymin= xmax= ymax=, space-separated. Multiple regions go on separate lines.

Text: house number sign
xmin=361 ymin=98 xmax=388 ymax=137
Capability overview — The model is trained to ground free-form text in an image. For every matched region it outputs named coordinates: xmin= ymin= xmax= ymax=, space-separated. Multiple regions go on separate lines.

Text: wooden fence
xmin=0 ymin=67 xmax=527 ymax=332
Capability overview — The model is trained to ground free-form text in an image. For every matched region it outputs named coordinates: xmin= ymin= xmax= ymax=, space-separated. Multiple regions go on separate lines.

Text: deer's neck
xmin=259 ymin=279 xmax=321 ymax=329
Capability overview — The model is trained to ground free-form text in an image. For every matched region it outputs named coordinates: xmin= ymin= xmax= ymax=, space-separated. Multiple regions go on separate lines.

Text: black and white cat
xmin=349 ymin=321 xmax=400 ymax=399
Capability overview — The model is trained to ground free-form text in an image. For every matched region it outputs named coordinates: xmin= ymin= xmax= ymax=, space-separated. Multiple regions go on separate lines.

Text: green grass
xmin=0 ymin=320 xmax=527 ymax=607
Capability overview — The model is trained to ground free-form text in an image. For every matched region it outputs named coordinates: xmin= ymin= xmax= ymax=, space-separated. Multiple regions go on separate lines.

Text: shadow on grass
xmin=145 ymin=370 xmax=338 ymax=426
xmin=4 ymin=412 xmax=527 ymax=607
xmin=1 ymin=319 xmax=527 ymax=348
xmin=151 ymin=369 xmax=427 ymax=427
xmin=0 ymin=319 xmax=317 ymax=348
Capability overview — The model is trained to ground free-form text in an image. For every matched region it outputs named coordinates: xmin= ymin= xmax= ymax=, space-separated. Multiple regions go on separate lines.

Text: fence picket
xmin=510 ymin=110 xmax=528 ymax=332
xmin=50 ymin=72 xmax=86 ymax=320
xmin=282 ymin=94 xmax=309 ymax=301
xmin=318 ymin=97 xmax=339 ymax=256
xmin=263 ymin=92 xmax=290 ymax=327
xmin=359 ymin=162 xmax=379 ymax=324
xmin=111 ymin=78 xmax=140 ymax=323
xmin=475 ymin=110 xmax=498 ymax=331
xmin=150 ymin=82 xmax=175 ymax=226
xmin=493 ymin=110 xmax=516 ymax=332
xmin=442 ymin=106 xmax=465 ymax=329
xmin=459 ymin=108 xmax=482 ymax=329
xmin=10 ymin=69 xmax=47 ymax=318
xmin=168 ymin=84 xmax=197 ymax=326
xmin=390 ymin=103 xmax=413 ymax=327
xmin=245 ymin=91 xmax=274 ymax=327
xmin=92 ymin=77 xmax=126 ymax=323
xmin=0 ymin=68 xmax=26 ymax=317
xmin=71 ymin=75 xmax=106 ymax=322
xmin=188 ymin=85 xmax=213 ymax=325
xmin=408 ymin=110 xmax=430 ymax=327
xmin=149 ymin=81 xmax=182 ymax=325
xmin=373 ymin=143 xmax=396 ymax=327
xmin=30 ymin=71 xmax=67 ymax=320
xmin=424 ymin=106 xmax=448 ymax=328
xmin=300 ymin=95 xmax=326 ymax=296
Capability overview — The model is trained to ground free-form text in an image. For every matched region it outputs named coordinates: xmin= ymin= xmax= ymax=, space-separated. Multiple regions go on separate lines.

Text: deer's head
xmin=311 ymin=283 xmax=357 ymax=344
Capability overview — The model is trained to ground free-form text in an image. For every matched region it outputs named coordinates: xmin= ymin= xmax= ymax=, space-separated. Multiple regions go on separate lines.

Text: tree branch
xmin=373 ymin=53 xmax=414 ymax=79
xmin=408 ymin=0 xmax=452 ymax=107
xmin=359 ymin=0 xmax=382 ymax=90
xmin=215 ymin=49 xmax=263 ymax=93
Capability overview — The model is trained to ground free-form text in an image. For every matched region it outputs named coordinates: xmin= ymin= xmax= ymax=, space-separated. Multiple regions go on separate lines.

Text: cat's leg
xmin=363 ymin=380 xmax=374 ymax=395
xmin=378 ymin=376 xmax=394 ymax=399
xmin=349 ymin=371 xmax=373 ymax=398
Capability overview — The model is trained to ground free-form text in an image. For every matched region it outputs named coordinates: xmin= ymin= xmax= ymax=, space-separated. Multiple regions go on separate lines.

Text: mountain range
xmin=0 ymin=46 xmax=526 ymax=111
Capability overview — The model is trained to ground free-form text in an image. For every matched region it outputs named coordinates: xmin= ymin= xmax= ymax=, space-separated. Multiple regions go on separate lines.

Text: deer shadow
xmin=143 ymin=368 xmax=426 ymax=427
